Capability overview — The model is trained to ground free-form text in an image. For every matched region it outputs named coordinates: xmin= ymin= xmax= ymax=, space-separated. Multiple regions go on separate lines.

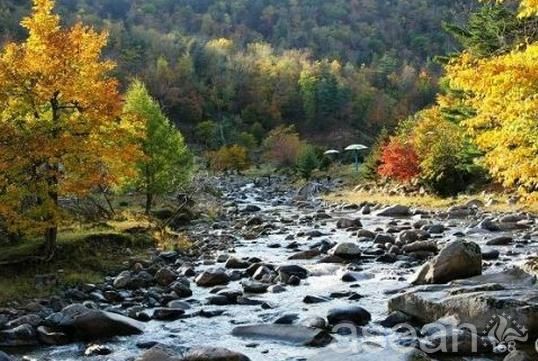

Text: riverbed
xmin=11 ymin=178 xmax=538 ymax=361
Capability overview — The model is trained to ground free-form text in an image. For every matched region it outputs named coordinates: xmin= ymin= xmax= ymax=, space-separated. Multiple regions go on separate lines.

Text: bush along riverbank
xmin=0 ymin=176 xmax=536 ymax=361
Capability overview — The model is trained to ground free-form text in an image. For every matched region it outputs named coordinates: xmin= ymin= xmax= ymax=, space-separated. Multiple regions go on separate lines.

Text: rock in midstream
xmin=411 ymin=239 xmax=482 ymax=285
xmin=389 ymin=268 xmax=538 ymax=339
xmin=43 ymin=304 xmax=144 ymax=342
xmin=232 ymin=324 xmax=334 ymax=347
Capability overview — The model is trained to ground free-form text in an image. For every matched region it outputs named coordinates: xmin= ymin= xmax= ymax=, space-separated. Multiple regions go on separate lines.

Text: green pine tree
xmin=296 ymin=145 xmax=320 ymax=180
xmin=124 ymin=80 xmax=193 ymax=214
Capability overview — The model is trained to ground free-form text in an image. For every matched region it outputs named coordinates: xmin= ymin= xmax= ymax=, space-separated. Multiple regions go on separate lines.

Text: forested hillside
xmin=0 ymin=0 xmax=474 ymax=146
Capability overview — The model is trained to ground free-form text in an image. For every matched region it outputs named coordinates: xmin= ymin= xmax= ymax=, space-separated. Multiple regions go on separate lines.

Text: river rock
xmin=330 ymin=242 xmax=361 ymax=259
xmin=336 ymin=218 xmax=362 ymax=229
xmin=225 ymin=257 xmax=251 ymax=269
xmin=357 ymin=229 xmax=375 ymax=239
xmin=241 ymin=280 xmax=269 ymax=294
xmin=481 ymin=249 xmax=500 ymax=260
xmin=402 ymin=240 xmax=437 ymax=254
xmin=242 ymin=205 xmax=261 ymax=213
xmin=136 ymin=346 xmax=180 ymax=361
xmin=377 ymin=205 xmax=410 ymax=217
xmin=232 ymin=324 xmax=333 ymax=347
xmin=170 ymin=281 xmax=193 ymax=298
xmin=486 ymin=235 xmax=513 ymax=246
xmin=155 ymin=267 xmax=178 ymax=286
xmin=195 ymin=268 xmax=230 ymax=287
xmin=327 ymin=306 xmax=371 ymax=326
xmin=5 ymin=314 xmax=42 ymax=328
xmin=152 ymin=308 xmax=185 ymax=321
xmin=182 ymin=347 xmax=250 ymax=361
xmin=301 ymin=316 xmax=327 ymax=329
xmin=379 ymin=311 xmax=413 ymax=328
xmin=120 ymin=271 xmax=154 ymax=289
xmin=113 ymin=270 xmax=132 ymax=288
xmin=389 ymin=268 xmax=538 ymax=339
xmin=411 ymin=240 xmax=481 ymax=285
xmin=44 ymin=304 xmax=144 ymax=341
xmin=0 ymin=323 xmax=38 ymax=347
xmin=288 ymin=249 xmax=321 ymax=260
xmin=277 ymin=265 xmax=308 ymax=281
xmin=167 ymin=300 xmax=191 ymax=310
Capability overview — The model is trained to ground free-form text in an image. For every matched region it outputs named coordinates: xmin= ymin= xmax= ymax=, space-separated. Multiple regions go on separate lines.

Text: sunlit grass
xmin=326 ymin=189 xmax=538 ymax=214
xmin=0 ymin=218 xmax=154 ymax=305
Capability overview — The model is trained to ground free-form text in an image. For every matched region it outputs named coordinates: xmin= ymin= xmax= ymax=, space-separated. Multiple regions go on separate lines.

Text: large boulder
xmin=182 ymin=347 xmax=251 ymax=361
xmin=232 ymin=324 xmax=333 ymax=347
xmin=411 ymin=240 xmax=481 ymax=285
xmin=389 ymin=268 xmax=538 ymax=339
xmin=44 ymin=304 xmax=144 ymax=341
xmin=195 ymin=268 xmax=230 ymax=287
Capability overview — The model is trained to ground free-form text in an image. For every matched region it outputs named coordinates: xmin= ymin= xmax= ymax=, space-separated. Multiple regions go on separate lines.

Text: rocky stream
xmin=1 ymin=177 xmax=537 ymax=361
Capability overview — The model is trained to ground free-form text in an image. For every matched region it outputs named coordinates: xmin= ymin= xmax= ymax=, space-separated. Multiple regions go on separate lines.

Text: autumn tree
xmin=378 ymin=138 xmax=420 ymax=182
xmin=208 ymin=145 xmax=250 ymax=172
xmin=0 ymin=0 xmax=141 ymax=259
xmin=443 ymin=0 xmax=538 ymax=195
xmin=124 ymin=80 xmax=193 ymax=214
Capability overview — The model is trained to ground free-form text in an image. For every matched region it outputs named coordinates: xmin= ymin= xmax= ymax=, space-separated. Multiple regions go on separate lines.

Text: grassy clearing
xmin=326 ymin=189 xmax=538 ymax=214
xmin=0 ymin=220 xmax=154 ymax=306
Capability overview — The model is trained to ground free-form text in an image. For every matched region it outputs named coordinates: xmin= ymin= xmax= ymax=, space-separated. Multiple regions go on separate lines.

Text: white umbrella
xmin=345 ymin=144 xmax=368 ymax=151
xmin=345 ymin=144 xmax=368 ymax=172
xmin=324 ymin=149 xmax=340 ymax=155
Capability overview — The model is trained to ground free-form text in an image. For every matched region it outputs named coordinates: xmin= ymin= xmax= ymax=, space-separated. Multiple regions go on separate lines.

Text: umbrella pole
xmin=354 ymin=151 xmax=359 ymax=173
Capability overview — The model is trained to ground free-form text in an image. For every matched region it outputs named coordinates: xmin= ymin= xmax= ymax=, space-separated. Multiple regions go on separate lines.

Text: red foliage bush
xmin=378 ymin=137 xmax=420 ymax=182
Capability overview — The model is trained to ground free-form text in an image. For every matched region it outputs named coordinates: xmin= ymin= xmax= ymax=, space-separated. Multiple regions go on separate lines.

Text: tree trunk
xmin=145 ymin=192 xmax=153 ymax=215
xmin=44 ymin=225 xmax=57 ymax=261
xmin=44 ymin=93 xmax=60 ymax=261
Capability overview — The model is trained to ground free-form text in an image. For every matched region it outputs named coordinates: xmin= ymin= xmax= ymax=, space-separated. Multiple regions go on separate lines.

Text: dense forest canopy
xmin=0 ymin=0 xmax=475 ymax=146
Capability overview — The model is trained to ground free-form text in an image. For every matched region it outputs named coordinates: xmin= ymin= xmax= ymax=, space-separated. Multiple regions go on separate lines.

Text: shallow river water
xmin=16 ymin=181 xmax=538 ymax=361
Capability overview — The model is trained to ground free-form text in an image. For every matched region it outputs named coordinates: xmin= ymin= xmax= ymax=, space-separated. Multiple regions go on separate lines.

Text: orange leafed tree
xmin=378 ymin=137 xmax=420 ymax=182
xmin=0 ymin=0 xmax=141 ymax=259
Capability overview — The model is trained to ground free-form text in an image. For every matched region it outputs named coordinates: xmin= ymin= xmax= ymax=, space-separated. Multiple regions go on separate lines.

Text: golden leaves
xmin=0 ymin=0 xmax=142 ymax=233
xmin=444 ymin=16 xmax=538 ymax=193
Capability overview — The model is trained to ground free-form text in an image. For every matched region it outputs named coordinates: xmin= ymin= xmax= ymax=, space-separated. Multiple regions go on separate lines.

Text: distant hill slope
xmin=0 ymin=0 xmax=476 ymax=146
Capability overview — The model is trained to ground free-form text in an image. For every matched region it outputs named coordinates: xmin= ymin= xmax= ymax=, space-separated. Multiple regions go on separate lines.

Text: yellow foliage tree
xmin=208 ymin=145 xmax=250 ymax=172
xmin=443 ymin=0 xmax=538 ymax=194
xmin=0 ymin=0 xmax=141 ymax=258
